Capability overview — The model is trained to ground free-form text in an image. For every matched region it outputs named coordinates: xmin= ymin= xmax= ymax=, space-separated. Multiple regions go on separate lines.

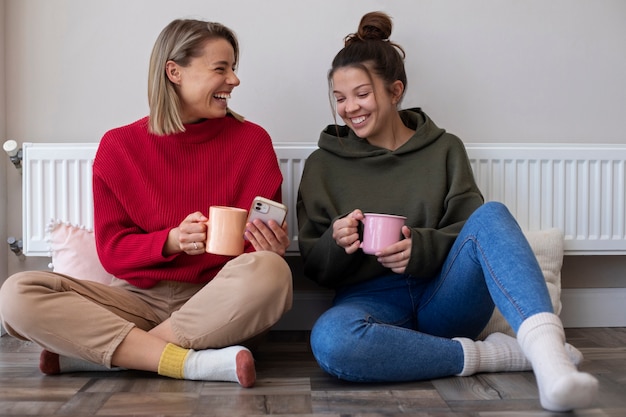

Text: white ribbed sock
xmin=565 ymin=342 xmax=584 ymax=366
xmin=454 ymin=332 xmax=584 ymax=378
xmin=454 ymin=332 xmax=532 ymax=376
xmin=517 ymin=312 xmax=598 ymax=412
xmin=183 ymin=346 xmax=255 ymax=388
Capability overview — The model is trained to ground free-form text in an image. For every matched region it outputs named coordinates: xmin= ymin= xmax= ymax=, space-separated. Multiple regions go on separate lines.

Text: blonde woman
xmin=0 ymin=19 xmax=293 ymax=388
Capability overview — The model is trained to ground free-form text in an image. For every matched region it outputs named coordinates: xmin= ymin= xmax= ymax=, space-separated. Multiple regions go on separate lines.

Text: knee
xmin=255 ymin=250 xmax=291 ymax=286
xmin=469 ymin=201 xmax=518 ymax=230
xmin=475 ymin=201 xmax=510 ymax=218
xmin=241 ymin=251 xmax=293 ymax=308
xmin=254 ymin=251 xmax=292 ymax=287
xmin=310 ymin=308 xmax=356 ymax=375
xmin=0 ymin=272 xmax=47 ymax=332
xmin=1 ymin=272 xmax=31 ymax=314
xmin=310 ymin=313 xmax=338 ymax=372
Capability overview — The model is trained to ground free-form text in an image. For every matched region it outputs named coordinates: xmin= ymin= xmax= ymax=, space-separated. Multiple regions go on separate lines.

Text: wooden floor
xmin=0 ymin=328 xmax=624 ymax=417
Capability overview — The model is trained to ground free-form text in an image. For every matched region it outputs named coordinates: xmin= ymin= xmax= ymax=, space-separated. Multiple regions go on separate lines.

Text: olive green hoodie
xmin=297 ymin=108 xmax=483 ymax=289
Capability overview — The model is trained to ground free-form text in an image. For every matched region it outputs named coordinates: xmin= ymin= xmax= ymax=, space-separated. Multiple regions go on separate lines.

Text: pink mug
xmin=360 ymin=213 xmax=407 ymax=255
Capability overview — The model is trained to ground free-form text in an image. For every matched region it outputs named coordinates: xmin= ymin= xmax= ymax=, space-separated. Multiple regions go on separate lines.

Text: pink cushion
xmin=47 ymin=220 xmax=114 ymax=285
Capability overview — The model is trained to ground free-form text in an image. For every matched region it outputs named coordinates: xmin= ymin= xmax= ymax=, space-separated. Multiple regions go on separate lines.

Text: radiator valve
xmin=3 ymin=140 xmax=23 ymax=173
xmin=7 ymin=237 xmax=25 ymax=260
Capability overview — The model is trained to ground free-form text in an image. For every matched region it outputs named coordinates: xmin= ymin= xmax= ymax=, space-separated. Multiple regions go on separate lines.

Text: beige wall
xmin=1 ymin=0 xmax=7 ymax=292
xmin=2 ymin=1 xmax=626 ymax=291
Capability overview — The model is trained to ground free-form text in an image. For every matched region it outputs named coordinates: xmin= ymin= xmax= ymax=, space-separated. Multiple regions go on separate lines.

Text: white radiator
xmin=21 ymin=142 xmax=626 ymax=257
xmin=466 ymin=144 xmax=626 ymax=255
xmin=275 ymin=143 xmax=310 ymax=253
xmin=22 ymin=143 xmax=97 ymax=256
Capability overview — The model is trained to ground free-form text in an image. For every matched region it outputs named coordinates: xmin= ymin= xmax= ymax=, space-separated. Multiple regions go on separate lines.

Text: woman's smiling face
xmin=332 ymin=66 xmax=397 ymax=143
xmin=171 ymin=38 xmax=241 ymax=123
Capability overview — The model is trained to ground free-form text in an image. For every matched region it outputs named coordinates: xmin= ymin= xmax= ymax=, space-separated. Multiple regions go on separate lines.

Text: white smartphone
xmin=246 ymin=196 xmax=288 ymax=227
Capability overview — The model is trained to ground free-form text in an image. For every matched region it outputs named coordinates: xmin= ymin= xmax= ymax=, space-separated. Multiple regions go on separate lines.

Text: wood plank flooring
xmin=0 ymin=327 xmax=624 ymax=416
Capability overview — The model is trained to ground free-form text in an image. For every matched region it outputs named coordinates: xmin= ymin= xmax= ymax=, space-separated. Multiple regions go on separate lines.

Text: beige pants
xmin=0 ymin=251 xmax=292 ymax=367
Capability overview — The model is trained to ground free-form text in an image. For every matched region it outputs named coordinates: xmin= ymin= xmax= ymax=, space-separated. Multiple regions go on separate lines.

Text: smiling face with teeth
xmin=332 ymin=65 xmax=406 ymax=148
xmin=166 ymin=38 xmax=240 ymax=124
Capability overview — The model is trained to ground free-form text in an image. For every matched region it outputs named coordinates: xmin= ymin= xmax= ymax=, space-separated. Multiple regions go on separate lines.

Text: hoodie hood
xmin=318 ymin=107 xmax=446 ymax=158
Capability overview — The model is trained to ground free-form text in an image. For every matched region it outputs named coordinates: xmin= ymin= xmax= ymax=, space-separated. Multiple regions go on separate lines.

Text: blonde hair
xmin=147 ymin=19 xmax=239 ymax=135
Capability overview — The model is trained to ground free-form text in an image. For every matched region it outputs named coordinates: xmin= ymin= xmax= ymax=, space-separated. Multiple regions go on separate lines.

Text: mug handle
xmin=357 ymin=217 xmax=365 ymax=249
xmin=205 ymin=221 xmax=211 ymax=253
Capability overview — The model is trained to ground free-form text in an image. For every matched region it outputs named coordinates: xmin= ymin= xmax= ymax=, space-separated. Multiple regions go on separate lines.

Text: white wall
xmin=3 ymin=0 xmax=626 ymax=287
xmin=4 ymin=0 xmax=626 ymax=145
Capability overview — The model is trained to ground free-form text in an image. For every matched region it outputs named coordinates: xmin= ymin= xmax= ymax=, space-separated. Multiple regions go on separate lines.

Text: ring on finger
xmin=193 ymin=242 xmax=198 ymax=250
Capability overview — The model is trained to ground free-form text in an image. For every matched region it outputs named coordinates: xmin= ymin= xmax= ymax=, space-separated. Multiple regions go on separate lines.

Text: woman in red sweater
xmin=0 ymin=19 xmax=292 ymax=388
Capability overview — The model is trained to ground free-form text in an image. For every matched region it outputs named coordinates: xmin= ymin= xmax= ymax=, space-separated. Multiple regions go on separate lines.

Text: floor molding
xmin=560 ymin=287 xmax=626 ymax=328
xmin=272 ymin=291 xmax=331 ymax=331
xmin=273 ymin=288 xmax=626 ymax=331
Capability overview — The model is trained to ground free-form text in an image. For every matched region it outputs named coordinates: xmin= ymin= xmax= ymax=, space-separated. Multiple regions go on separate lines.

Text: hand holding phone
xmin=246 ymin=196 xmax=288 ymax=227
xmin=245 ymin=196 xmax=289 ymax=250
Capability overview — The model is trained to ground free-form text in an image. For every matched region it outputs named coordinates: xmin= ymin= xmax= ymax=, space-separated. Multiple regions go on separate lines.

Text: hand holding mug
xmin=164 ymin=211 xmax=208 ymax=256
xmin=360 ymin=212 xmax=407 ymax=255
xmin=376 ymin=226 xmax=412 ymax=273
xmin=332 ymin=209 xmax=364 ymax=254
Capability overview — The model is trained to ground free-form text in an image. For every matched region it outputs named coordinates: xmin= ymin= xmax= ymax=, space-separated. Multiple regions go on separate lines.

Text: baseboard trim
xmin=560 ymin=288 xmax=626 ymax=328
xmin=272 ymin=288 xmax=626 ymax=331
xmin=272 ymin=291 xmax=332 ymax=331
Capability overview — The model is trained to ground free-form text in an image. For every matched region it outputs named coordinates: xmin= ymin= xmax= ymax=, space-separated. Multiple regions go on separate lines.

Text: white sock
xmin=454 ymin=332 xmax=531 ymax=376
xmin=183 ymin=345 xmax=255 ymax=387
xmin=39 ymin=350 xmax=123 ymax=375
xmin=454 ymin=332 xmax=584 ymax=378
xmin=517 ymin=312 xmax=598 ymax=412
xmin=565 ymin=342 xmax=584 ymax=366
xmin=60 ymin=356 xmax=123 ymax=372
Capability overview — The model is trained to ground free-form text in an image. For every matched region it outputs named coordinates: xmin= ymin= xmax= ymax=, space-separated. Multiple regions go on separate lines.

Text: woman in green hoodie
xmin=297 ymin=11 xmax=597 ymax=413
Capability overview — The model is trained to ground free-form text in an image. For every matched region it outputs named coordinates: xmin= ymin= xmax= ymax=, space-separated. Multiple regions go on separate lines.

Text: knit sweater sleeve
xmin=92 ymin=148 xmax=177 ymax=287
xmin=92 ymin=121 xmax=178 ymax=271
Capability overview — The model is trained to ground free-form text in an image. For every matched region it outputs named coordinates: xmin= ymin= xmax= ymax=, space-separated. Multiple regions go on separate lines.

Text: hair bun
xmin=345 ymin=11 xmax=393 ymax=46
xmin=358 ymin=11 xmax=392 ymax=41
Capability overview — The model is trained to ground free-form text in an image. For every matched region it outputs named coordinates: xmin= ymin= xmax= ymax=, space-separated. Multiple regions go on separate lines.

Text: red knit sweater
xmin=92 ymin=115 xmax=283 ymax=288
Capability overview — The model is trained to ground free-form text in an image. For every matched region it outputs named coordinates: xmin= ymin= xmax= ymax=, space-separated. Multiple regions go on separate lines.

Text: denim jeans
xmin=310 ymin=201 xmax=553 ymax=382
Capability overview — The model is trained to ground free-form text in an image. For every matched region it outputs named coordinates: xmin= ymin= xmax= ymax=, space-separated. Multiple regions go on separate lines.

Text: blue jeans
xmin=310 ymin=201 xmax=553 ymax=382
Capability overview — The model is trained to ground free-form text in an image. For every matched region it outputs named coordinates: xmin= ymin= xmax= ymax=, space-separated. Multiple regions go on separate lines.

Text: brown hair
xmin=328 ymin=11 xmax=407 ymax=115
xmin=147 ymin=19 xmax=240 ymax=135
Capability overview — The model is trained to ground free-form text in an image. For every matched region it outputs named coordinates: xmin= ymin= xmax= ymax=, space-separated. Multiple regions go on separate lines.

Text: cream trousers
xmin=0 ymin=251 xmax=293 ymax=367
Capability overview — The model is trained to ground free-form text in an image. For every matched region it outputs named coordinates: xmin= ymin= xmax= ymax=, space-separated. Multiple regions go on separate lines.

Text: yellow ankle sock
xmin=157 ymin=343 xmax=190 ymax=379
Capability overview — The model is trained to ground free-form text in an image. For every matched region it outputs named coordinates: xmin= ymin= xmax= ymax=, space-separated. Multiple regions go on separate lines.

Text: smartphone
xmin=246 ymin=196 xmax=288 ymax=227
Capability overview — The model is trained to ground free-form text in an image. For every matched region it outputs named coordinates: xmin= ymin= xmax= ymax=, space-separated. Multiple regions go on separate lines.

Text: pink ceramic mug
xmin=360 ymin=213 xmax=407 ymax=255
xmin=205 ymin=206 xmax=248 ymax=256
